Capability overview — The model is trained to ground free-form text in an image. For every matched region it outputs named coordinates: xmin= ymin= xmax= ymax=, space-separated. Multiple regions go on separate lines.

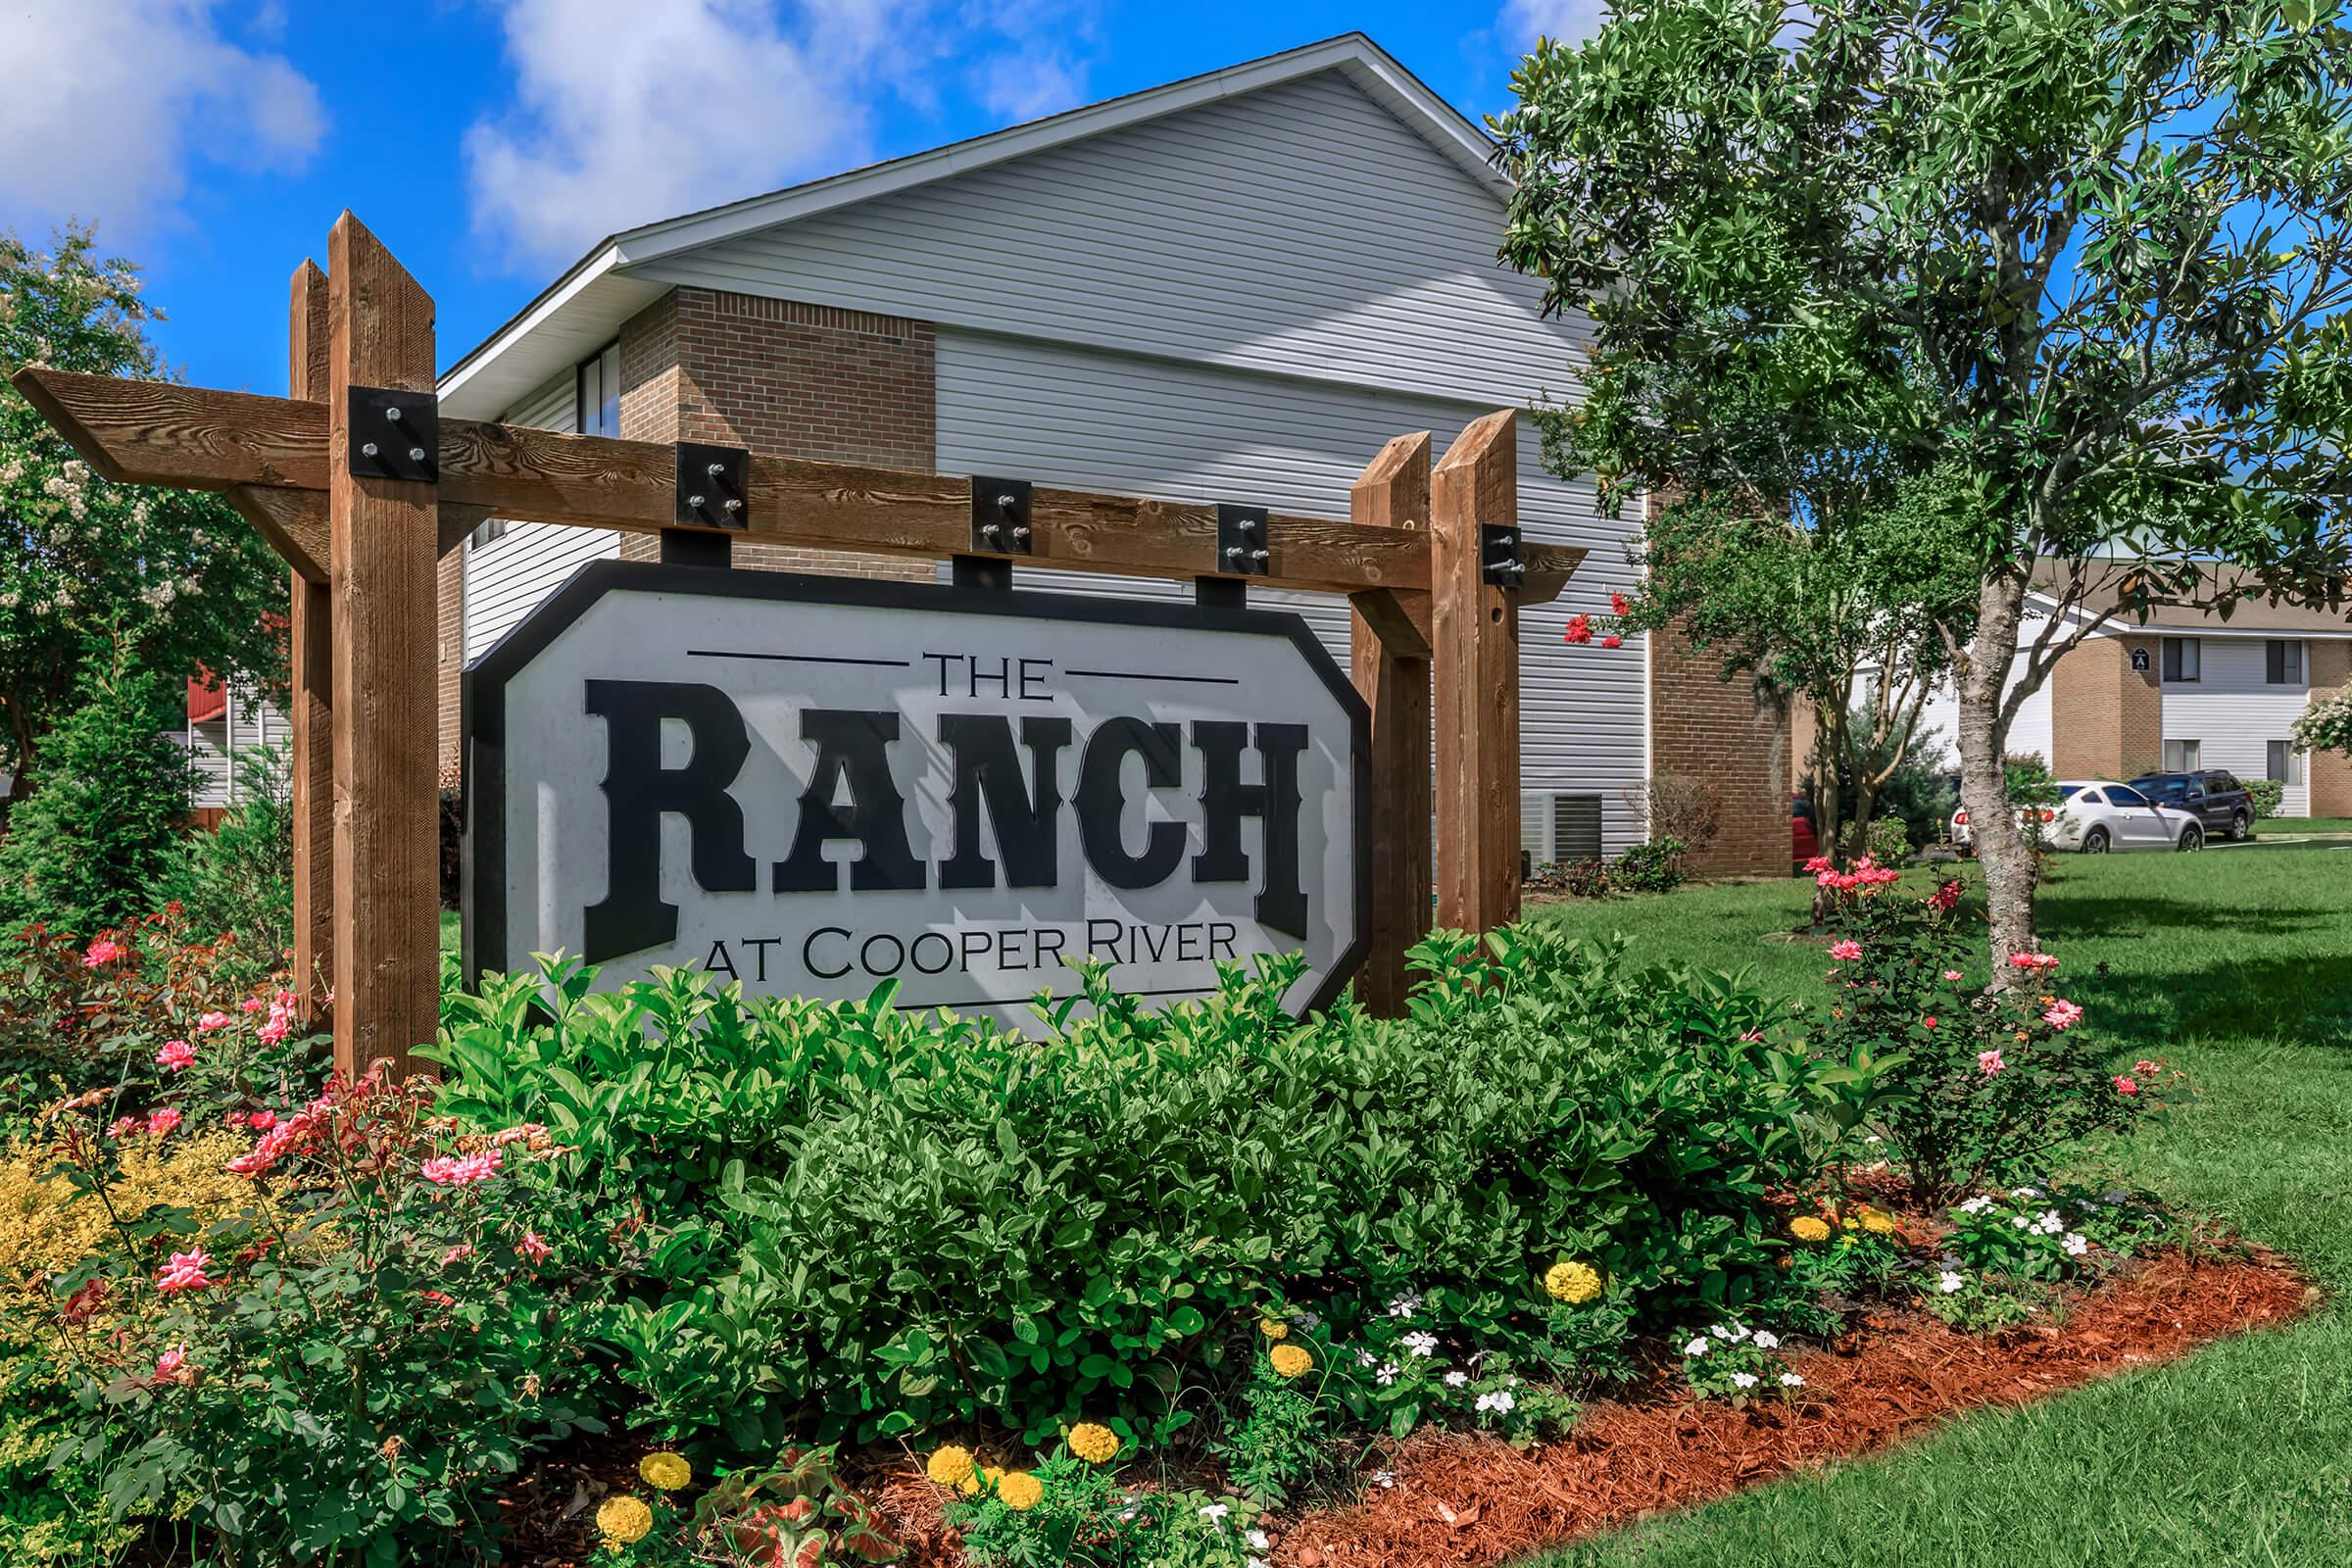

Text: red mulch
xmin=1272 ymin=1249 xmax=2310 ymax=1568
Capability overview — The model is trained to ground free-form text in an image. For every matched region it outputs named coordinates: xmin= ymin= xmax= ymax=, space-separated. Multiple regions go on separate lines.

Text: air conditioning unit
xmin=1525 ymin=792 xmax=1604 ymax=864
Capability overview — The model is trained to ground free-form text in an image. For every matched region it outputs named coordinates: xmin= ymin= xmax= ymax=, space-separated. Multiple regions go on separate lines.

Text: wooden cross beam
xmin=10 ymin=368 xmax=1584 ymax=602
xmin=6 ymin=209 xmax=1585 ymax=1072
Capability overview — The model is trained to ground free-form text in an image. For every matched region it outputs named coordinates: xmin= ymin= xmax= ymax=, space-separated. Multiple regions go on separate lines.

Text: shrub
xmin=1610 ymin=835 xmax=1689 ymax=892
xmin=156 ymin=743 xmax=292 ymax=964
xmin=1864 ymin=815 xmax=1913 ymax=865
xmin=1808 ymin=878 xmax=2163 ymax=1203
xmin=0 ymin=667 xmax=195 ymax=933
xmin=428 ymin=927 xmax=1829 ymax=1447
xmin=1623 ymin=773 xmax=1721 ymax=859
xmin=2244 ymin=777 xmax=2285 ymax=820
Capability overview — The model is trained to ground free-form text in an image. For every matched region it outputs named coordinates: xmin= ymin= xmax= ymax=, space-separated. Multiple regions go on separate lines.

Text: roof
xmin=2031 ymin=559 xmax=2352 ymax=637
xmin=438 ymin=33 xmax=1502 ymax=420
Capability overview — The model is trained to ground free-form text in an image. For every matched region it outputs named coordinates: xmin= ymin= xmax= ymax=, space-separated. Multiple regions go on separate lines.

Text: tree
xmin=1494 ymin=0 xmax=2352 ymax=972
xmin=2292 ymin=685 xmax=2352 ymax=756
xmin=0 ymin=225 xmax=287 ymax=796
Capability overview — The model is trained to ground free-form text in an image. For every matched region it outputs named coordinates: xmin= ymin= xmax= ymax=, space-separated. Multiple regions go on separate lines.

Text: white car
xmin=1952 ymin=780 xmax=2203 ymax=854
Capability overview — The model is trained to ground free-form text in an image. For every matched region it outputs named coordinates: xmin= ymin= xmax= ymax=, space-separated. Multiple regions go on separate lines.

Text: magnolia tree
xmin=1495 ymin=0 xmax=2352 ymax=973
xmin=0 ymin=225 xmax=285 ymax=795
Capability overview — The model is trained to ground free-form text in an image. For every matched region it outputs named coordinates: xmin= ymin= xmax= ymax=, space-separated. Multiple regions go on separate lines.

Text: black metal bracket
xmin=971 ymin=477 xmax=1033 ymax=555
xmin=952 ymin=555 xmax=1015 ymax=593
xmin=1217 ymin=504 xmax=1270 ymax=576
xmin=347 ymin=387 xmax=438 ymax=482
xmin=1196 ymin=575 xmax=1248 ymax=611
xmin=1481 ymin=522 xmax=1527 ymax=588
xmin=677 ymin=443 xmax=750 ymax=529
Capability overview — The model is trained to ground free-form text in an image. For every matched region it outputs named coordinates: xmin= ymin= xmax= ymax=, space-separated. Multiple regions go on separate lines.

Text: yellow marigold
xmin=1788 ymin=1216 xmax=1833 ymax=1244
xmin=997 ymin=1471 xmax=1044 ymax=1511
xmin=1544 ymin=1259 xmax=1602 ymax=1304
xmin=959 ymin=1464 xmax=1006 ymax=1497
xmin=925 ymin=1445 xmax=975 ymax=1489
xmin=1067 ymin=1422 xmax=1120 ymax=1464
xmin=1258 ymin=1317 xmax=1289 ymax=1340
xmin=596 ymin=1495 xmax=654 ymax=1547
xmin=638 ymin=1451 xmax=692 ymax=1491
xmin=1269 ymin=1343 xmax=1313 ymax=1379
xmin=1857 ymin=1207 xmax=1897 ymax=1236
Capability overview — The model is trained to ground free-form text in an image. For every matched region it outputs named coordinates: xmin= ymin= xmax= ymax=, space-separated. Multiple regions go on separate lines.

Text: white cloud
xmin=971 ymin=46 xmax=1086 ymax=125
xmin=1500 ymin=0 xmax=1612 ymax=45
xmin=465 ymin=0 xmax=1093 ymax=270
xmin=0 ymin=0 xmax=324 ymax=237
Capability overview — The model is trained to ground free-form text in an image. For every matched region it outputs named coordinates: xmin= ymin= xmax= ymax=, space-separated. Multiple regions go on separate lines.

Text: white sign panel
xmin=464 ymin=564 xmax=1368 ymax=1027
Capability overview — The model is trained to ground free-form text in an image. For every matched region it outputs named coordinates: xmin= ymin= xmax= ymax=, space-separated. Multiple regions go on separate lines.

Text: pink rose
xmin=1828 ymin=940 xmax=1863 ymax=961
xmin=2042 ymin=999 xmax=2083 ymax=1031
xmin=81 ymin=938 xmax=125 ymax=968
xmin=145 ymin=1107 xmax=181 ymax=1138
xmin=419 ymin=1147 xmax=504 ymax=1187
xmin=155 ymin=1039 xmax=196 ymax=1072
xmin=152 ymin=1346 xmax=196 ymax=1386
xmin=2114 ymin=1075 xmax=2139 ymax=1096
xmin=440 ymin=1244 xmax=475 ymax=1267
xmin=1942 ymin=970 xmax=1963 ymax=981
xmin=517 ymin=1230 xmax=553 ymax=1265
xmin=155 ymin=1250 xmax=212 ymax=1293
xmin=2132 ymin=1059 xmax=2158 ymax=1076
xmin=1978 ymin=1050 xmax=2005 ymax=1075
xmin=195 ymin=1011 xmax=232 ymax=1034
xmin=239 ymin=998 xmax=266 ymax=1013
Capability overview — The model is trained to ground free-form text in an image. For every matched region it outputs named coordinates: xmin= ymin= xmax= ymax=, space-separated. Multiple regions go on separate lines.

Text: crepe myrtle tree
xmin=2293 ymin=684 xmax=2352 ymax=759
xmin=0 ymin=224 xmax=287 ymax=799
xmin=1494 ymin=0 xmax=2352 ymax=973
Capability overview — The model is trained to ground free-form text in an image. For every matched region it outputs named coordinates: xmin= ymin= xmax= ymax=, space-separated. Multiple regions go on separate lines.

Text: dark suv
xmin=2129 ymin=770 xmax=2255 ymax=841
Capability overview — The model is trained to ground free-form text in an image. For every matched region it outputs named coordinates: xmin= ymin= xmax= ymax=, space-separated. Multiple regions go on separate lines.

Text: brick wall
xmin=2312 ymin=640 xmax=2352 ymax=817
xmin=2047 ymin=635 xmax=2161 ymax=780
xmin=1647 ymin=616 xmax=1790 ymax=878
xmin=611 ymin=287 xmax=936 ymax=579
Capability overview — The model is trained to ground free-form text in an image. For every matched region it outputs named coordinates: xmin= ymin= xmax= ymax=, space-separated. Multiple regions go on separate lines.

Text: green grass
xmin=439 ymin=907 xmax=460 ymax=954
xmin=2257 ymin=816 xmax=2352 ymax=836
xmin=1513 ymin=847 xmax=2352 ymax=1567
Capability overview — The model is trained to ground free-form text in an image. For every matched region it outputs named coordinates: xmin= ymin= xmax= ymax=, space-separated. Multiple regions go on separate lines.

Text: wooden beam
xmin=225 ymin=485 xmax=327 ymax=583
xmin=1431 ymin=411 xmax=1523 ymax=934
xmin=10 ymin=368 xmax=1578 ymax=603
xmin=326 ymin=214 xmax=440 ymax=1082
xmin=1348 ymin=430 xmax=1434 ymax=1016
xmin=284 ymin=260 xmax=335 ymax=1022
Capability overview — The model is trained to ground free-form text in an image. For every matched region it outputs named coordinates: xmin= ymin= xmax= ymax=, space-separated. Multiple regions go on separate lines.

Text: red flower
xmin=1610 ymin=591 xmax=1630 ymax=615
xmin=2113 ymin=1075 xmax=2139 ymax=1096
xmin=1563 ymin=614 xmax=1592 ymax=645
xmin=1600 ymin=634 xmax=1622 ymax=649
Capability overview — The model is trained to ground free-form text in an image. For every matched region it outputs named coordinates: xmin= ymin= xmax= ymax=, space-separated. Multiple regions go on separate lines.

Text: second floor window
xmin=2266 ymin=639 xmax=2304 ymax=685
xmin=2161 ymin=637 xmax=2200 ymax=683
xmin=577 ymin=342 xmax=620 ymax=438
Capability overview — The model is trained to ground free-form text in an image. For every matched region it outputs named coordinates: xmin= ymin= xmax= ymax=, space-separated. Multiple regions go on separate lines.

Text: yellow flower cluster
xmin=1066 ymin=1422 xmax=1120 ymax=1464
xmin=638 ymin=1451 xmax=692 ymax=1491
xmin=925 ymin=1445 xmax=975 ymax=1489
xmin=1269 ymin=1343 xmax=1313 ymax=1379
xmin=1544 ymin=1259 xmax=1603 ymax=1304
xmin=1856 ymin=1206 xmax=1898 ymax=1236
xmin=1788 ymin=1215 xmax=1832 ymax=1244
xmin=996 ymin=1471 xmax=1044 ymax=1511
xmin=596 ymin=1495 xmax=654 ymax=1546
xmin=1258 ymin=1317 xmax=1289 ymax=1340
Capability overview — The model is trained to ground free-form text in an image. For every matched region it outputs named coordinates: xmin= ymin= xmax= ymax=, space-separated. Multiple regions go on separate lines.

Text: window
xmin=2107 ymin=785 xmax=2151 ymax=808
xmin=471 ymin=342 xmax=620 ymax=552
xmin=2161 ymin=637 xmax=2201 ymax=682
xmin=2162 ymin=738 xmax=2202 ymax=771
xmin=2073 ymin=788 xmax=2105 ymax=806
xmin=2145 ymin=775 xmax=2189 ymax=802
xmin=2266 ymin=639 xmax=2305 ymax=685
xmin=2269 ymin=741 xmax=2304 ymax=784
xmin=576 ymin=342 xmax=620 ymax=438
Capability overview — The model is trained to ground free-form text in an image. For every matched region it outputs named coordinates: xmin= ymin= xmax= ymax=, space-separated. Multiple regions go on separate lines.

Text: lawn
xmin=1517 ymin=846 xmax=2352 ymax=1568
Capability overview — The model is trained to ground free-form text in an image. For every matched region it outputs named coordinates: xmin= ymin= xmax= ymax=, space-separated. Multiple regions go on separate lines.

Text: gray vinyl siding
xmin=628 ymin=73 xmax=1582 ymax=413
xmin=182 ymin=682 xmax=291 ymax=808
xmin=461 ymin=368 xmax=618 ymax=661
xmin=935 ymin=330 xmax=1645 ymax=852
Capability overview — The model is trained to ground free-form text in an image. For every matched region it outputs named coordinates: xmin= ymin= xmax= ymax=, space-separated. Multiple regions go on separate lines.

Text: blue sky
xmin=0 ymin=0 xmax=1592 ymax=397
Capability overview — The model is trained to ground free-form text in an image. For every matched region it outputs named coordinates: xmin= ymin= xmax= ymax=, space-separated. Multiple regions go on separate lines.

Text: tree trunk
xmin=1957 ymin=571 xmax=2035 ymax=981
xmin=1807 ymin=697 xmax=1848 ymax=926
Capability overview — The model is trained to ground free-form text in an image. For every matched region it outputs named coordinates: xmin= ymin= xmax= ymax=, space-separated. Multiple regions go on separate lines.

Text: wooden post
xmin=285 ymin=261 xmax=334 ymax=1019
xmin=1348 ymin=432 xmax=1433 ymax=1014
xmin=1430 ymin=411 xmax=1522 ymax=933
xmin=326 ymin=214 xmax=440 ymax=1080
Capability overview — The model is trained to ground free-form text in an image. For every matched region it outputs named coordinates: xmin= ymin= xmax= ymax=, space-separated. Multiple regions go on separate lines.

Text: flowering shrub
xmin=938 ymin=1446 xmax=1270 ymax=1568
xmin=35 ymin=1068 xmax=612 ymax=1564
xmin=1768 ymin=1202 xmax=1909 ymax=1336
xmin=1676 ymin=1319 xmax=1803 ymax=1402
xmin=1807 ymin=880 xmax=2162 ymax=1202
xmin=1944 ymin=1184 xmax=2172 ymax=1284
xmin=429 ymin=926 xmax=1835 ymax=1446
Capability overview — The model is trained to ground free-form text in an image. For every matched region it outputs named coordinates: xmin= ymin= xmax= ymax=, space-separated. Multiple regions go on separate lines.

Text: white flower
xmin=1387 ymin=1293 xmax=1423 ymax=1319
xmin=1444 ymin=1370 xmax=1468 ymax=1388
xmin=1249 ymin=1558 xmax=1269 ymax=1568
xmin=1751 ymin=1331 xmax=1780 ymax=1349
xmin=1354 ymin=1349 xmax=1377 ymax=1367
xmin=1730 ymin=1372 xmax=1758 ymax=1390
xmin=1780 ymin=1372 xmax=1805 ymax=1387
xmin=1248 ymin=1530 xmax=1271 ymax=1549
xmin=2063 ymin=1232 xmax=2088 ymax=1256
xmin=1402 ymin=1331 xmax=1439 ymax=1358
xmin=1293 ymin=1309 xmax=1322 ymax=1331
xmin=2012 ymin=1214 xmax=2032 ymax=1228
xmin=1938 ymin=1270 xmax=1965 ymax=1295
xmin=1371 ymin=1470 xmax=1396 ymax=1489
xmin=1199 ymin=1503 xmax=1230 ymax=1522
xmin=2011 ymin=1186 xmax=2040 ymax=1199
xmin=1376 ymin=1363 xmax=1398 ymax=1386
xmin=1684 ymin=1337 xmax=1710 ymax=1357
xmin=1475 ymin=1390 xmax=1516 ymax=1414
xmin=1958 ymin=1196 xmax=1993 ymax=1215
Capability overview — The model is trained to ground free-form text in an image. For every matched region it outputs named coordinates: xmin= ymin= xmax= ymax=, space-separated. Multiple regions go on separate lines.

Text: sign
xmin=464 ymin=564 xmax=1369 ymax=1026
xmin=2131 ymin=647 xmax=2152 ymax=672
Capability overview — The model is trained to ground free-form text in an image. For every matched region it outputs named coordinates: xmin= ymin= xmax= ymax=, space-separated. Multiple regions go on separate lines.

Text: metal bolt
xmin=1011 ymin=525 xmax=1031 ymax=541
xmin=708 ymin=463 xmax=726 ymax=478
xmin=1497 ymin=532 xmax=1515 ymax=546
xmin=1238 ymin=514 xmax=1258 ymax=533
xmin=1250 ymin=548 xmax=1270 ymax=564
xmin=1224 ymin=545 xmax=1245 ymax=561
xmin=408 ymin=447 xmax=426 ymax=463
xmin=688 ymin=494 xmax=705 ymax=509
xmin=997 ymin=493 xmax=1018 ymax=511
xmin=722 ymin=497 xmax=741 ymax=513
xmin=361 ymin=442 xmax=379 ymax=458
xmin=982 ymin=521 xmax=1004 ymax=540
xmin=384 ymin=407 xmax=403 ymax=423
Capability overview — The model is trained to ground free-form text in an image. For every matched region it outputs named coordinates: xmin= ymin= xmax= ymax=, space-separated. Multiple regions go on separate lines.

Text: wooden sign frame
xmin=8 ymin=212 xmax=1583 ymax=1078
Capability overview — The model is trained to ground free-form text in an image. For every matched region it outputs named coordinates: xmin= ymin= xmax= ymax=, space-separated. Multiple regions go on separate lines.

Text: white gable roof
xmin=438 ymin=34 xmax=1519 ymax=420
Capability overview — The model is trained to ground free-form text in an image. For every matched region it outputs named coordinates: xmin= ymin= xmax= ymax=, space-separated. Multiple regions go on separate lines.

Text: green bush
xmin=429 ymin=926 xmax=1834 ymax=1449
xmin=1609 ymin=835 xmax=1688 ymax=892
xmin=1864 ymin=815 xmax=1913 ymax=864
xmin=156 ymin=743 xmax=292 ymax=961
xmin=2245 ymin=777 xmax=2285 ymax=819
xmin=0 ymin=667 xmax=194 ymax=933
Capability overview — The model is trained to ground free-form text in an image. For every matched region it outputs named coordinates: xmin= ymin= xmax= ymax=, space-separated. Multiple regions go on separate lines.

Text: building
xmin=1909 ymin=565 xmax=2352 ymax=815
xmin=433 ymin=33 xmax=1788 ymax=878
